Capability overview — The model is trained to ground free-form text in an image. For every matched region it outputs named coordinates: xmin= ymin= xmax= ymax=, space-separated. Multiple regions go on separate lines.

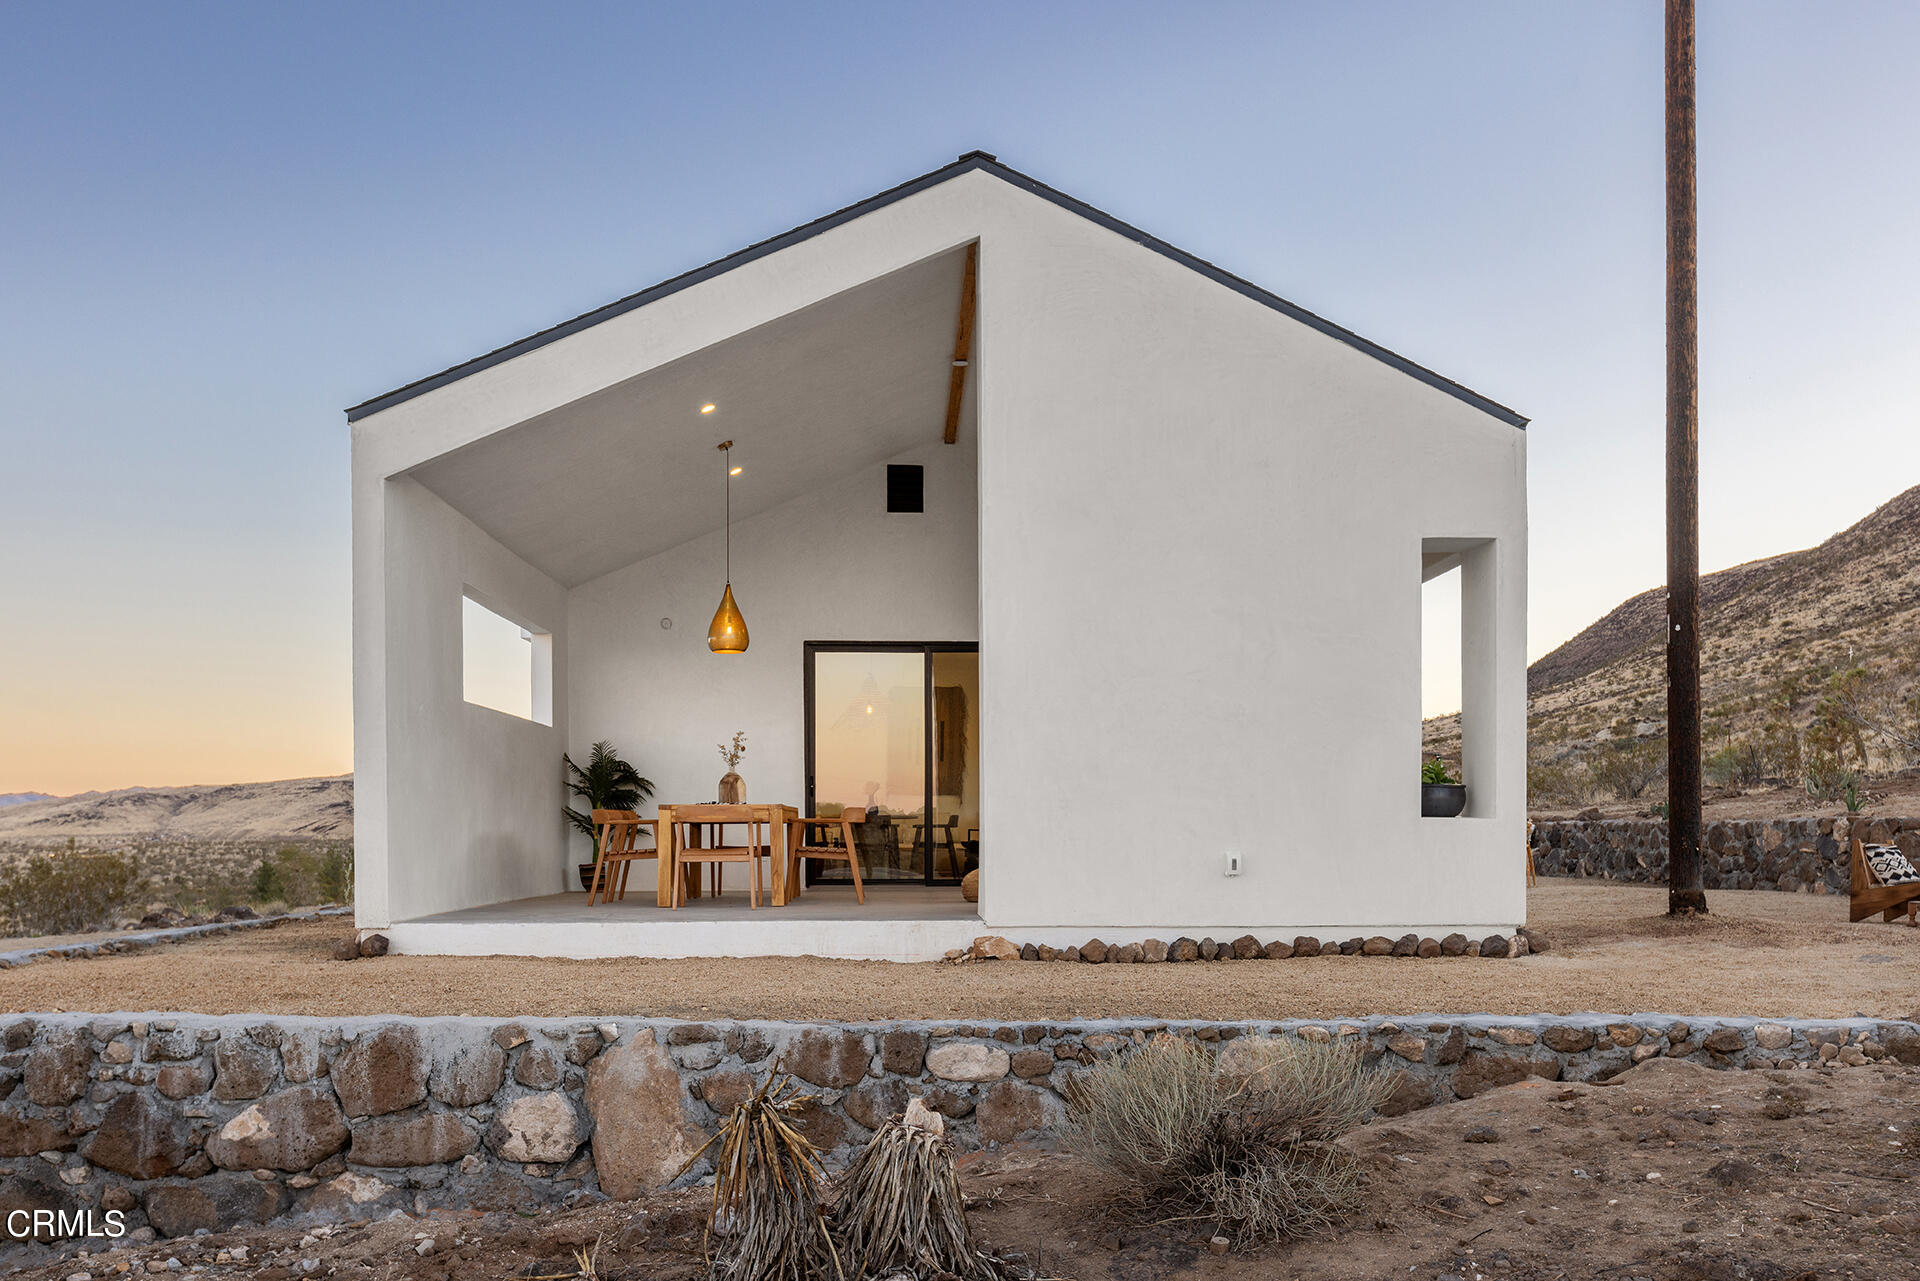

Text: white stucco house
xmin=348 ymin=151 xmax=1528 ymax=960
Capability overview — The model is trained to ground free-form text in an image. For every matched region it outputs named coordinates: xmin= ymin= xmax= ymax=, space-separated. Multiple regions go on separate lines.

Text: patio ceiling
xmin=407 ymin=245 xmax=976 ymax=587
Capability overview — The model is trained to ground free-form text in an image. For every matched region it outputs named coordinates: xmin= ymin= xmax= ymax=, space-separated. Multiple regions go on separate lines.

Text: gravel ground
xmin=2 ymin=882 xmax=1917 ymax=1021
xmin=8 ymin=1058 xmax=1917 ymax=1280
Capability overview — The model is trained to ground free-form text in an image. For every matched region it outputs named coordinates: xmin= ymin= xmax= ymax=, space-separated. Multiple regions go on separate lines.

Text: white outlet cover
xmin=1224 ymin=850 xmax=1243 ymax=876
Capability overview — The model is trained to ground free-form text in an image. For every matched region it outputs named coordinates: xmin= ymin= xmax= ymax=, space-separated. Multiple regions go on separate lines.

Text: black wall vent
xmin=887 ymin=464 xmax=924 ymax=513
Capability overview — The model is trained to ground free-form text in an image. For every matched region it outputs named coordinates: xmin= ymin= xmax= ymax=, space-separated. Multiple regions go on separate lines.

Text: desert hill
xmin=1530 ymin=482 xmax=1920 ymax=709
xmin=1427 ymin=481 xmax=1920 ymax=798
xmin=0 ymin=775 xmax=353 ymax=847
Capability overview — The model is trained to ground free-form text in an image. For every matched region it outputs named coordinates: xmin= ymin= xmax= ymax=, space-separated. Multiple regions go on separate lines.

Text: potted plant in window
xmin=564 ymin=741 xmax=654 ymax=890
xmin=1421 ymin=758 xmax=1466 ymax=818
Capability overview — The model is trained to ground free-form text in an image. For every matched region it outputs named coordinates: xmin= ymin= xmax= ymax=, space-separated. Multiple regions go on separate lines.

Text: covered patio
xmin=354 ymin=207 xmax=989 ymax=957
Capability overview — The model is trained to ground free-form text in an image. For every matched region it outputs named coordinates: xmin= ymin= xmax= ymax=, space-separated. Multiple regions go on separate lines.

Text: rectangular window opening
xmin=462 ymin=593 xmax=552 ymax=725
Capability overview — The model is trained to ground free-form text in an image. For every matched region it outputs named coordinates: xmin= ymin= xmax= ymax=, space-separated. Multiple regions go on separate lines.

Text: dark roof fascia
xmin=345 ymin=151 xmax=1526 ymax=428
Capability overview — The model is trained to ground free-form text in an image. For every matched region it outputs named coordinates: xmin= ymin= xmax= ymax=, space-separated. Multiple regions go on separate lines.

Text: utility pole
xmin=1666 ymin=0 xmax=1707 ymax=915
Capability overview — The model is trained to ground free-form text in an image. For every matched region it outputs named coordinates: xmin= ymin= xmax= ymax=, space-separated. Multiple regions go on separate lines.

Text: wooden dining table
xmin=655 ymin=803 xmax=803 ymax=907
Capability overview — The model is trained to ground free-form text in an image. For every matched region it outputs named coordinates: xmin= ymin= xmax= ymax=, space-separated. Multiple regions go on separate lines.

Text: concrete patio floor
xmin=388 ymin=882 xmax=983 ymax=960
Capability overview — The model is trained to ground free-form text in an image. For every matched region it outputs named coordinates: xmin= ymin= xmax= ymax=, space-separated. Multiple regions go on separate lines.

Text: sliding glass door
xmin=805 ymin=642 xmax=979 ymax=887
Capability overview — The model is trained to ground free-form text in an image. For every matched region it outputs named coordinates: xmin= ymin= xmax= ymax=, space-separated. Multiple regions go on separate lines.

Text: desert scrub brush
xmin=1061 ymin=1034 xmax=1392 ymax=1246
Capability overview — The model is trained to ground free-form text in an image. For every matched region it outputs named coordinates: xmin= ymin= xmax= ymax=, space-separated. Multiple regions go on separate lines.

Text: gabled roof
xmin=345 ymin=151 xmax=1526 ymax=428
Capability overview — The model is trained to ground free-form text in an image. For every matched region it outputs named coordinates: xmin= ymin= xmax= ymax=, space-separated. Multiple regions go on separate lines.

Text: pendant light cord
xmin=714 ymin=437 xmax=725 ymax=583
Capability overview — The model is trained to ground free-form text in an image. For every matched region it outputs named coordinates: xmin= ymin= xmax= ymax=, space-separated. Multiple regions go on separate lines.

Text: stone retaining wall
xmin=1529 ymin=813 xmax=1920 ymax=892
xmin=5 ymin=1012 xmax=1918 ymax=1252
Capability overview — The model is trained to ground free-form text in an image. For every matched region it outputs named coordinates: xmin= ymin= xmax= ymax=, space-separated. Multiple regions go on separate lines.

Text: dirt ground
xmin=4 ymin=882 xmax=1920 ymax=1022
xmin=9 ymin=1057 xmax=1918 ymax=1280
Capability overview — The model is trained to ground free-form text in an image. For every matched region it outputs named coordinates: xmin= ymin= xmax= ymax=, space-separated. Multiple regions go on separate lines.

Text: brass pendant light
xmin=707 ymin=440 xmax=748 ymax=653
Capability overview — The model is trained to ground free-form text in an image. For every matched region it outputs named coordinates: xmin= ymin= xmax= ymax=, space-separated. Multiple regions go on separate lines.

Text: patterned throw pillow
xmin=1864 ymin=844 xmax=1920 ymax=886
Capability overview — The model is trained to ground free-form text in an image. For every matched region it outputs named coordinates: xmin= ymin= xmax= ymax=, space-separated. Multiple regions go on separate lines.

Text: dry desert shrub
xmin=1589 ymin=735 xmax=1668 ymax=800
xmin=0 ymin=837 xmax=353 ymax=933
xmin=249 ymin=844 xmax=355 ymax=909
xmin=1062 ymin=1035 xmax=1392 ymax=1246
xmin=0 ymin=847 xmax=145 ymax=936
xmin=1527 ymin=751 xmax=1593 ymax=807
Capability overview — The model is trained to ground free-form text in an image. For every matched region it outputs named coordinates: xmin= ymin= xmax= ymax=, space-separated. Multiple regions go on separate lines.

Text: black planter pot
xmin=578 ymin=862 xmax=598 ymax=892
xmin=1421 ymin=783 xmax=1467 ymax=818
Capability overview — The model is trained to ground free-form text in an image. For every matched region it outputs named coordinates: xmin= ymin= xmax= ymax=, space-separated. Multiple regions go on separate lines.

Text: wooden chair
xmin=668 ymin=804 xmax=768 ymax=908
xmin=1850 ymin=837 xmax=1920 ymax=926
xmin=851 ymin=815 xmax=901 ymax=872
xmin=587 ymin=809 xmax=658 ymax=905
xmin=912 ymin=813 xmax=963 ymax=877
xmin=788 ymin=807 xmax=868 ymax=905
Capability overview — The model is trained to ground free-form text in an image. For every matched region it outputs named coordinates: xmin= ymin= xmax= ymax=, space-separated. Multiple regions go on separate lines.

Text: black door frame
xmin=803 ymin=640 xmax=978 ymax=887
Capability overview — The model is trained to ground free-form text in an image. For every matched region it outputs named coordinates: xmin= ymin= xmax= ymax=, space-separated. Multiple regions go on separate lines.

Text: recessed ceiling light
xmin=951 ymin=358 xmax=969 ymax=368
xmin=699 ymin=403 xmax=716 ymax=414
xmin=730 ymin=466 xmax=742 ymax=476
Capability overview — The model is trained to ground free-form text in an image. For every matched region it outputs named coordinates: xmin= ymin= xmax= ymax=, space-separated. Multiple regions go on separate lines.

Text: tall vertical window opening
xmin=1422 ymin=566 xmax=1464 ymax=728
xmin=1421 ymin=538 xmax=1498 ymax=817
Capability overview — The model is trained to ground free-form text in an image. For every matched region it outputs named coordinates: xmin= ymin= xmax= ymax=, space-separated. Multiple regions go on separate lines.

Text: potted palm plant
xmin=1421 ymin=758 xmax=1466 ymax=818
xmin=564 ymin=741 xmax=654 ymax=890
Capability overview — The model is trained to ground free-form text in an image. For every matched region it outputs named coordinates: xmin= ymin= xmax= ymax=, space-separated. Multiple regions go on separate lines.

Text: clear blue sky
xmin=3 ymin=2 xmax=1916 ymax=792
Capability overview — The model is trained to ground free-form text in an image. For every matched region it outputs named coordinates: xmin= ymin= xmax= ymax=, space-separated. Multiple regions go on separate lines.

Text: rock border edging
xmin=0 ymin=907 xmax=353 ymax=971
xmin=964 ymin=928 xmax=1544 ymax=963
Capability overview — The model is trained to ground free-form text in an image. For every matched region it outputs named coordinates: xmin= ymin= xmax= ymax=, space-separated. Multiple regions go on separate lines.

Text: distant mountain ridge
xmin=0 ymin=776 xmax=353 ymax=845
xmin=1525 ymin=481 xmax=1920 ymax=759
xmin=0 ymin=793 xmax=57 ymax=808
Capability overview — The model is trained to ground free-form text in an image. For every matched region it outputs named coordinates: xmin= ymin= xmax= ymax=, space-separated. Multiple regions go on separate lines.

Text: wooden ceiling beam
xmin=943 ymin=242 xmax=978 ymax=444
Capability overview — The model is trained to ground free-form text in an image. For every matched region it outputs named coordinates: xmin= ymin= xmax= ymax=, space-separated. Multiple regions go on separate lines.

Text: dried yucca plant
xmin=831 ymin=1099 xmax=1033 ymax=1281
xmin=680 ymin=1072 xmax=842 ymax=1281
xmin=830 ymin=1100 xmax=988 ymax=1280
xmin=1062 ymin=1034 xmax=1391 ymax=1246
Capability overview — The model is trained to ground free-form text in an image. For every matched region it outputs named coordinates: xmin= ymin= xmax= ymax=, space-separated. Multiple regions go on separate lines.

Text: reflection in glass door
xmin=929 ymin=650 xmax=979 ymax=880
xmin=805 ymin=643 xmax=978 ymax=887
xmin=809 ymin=648 xmax=926 ymax=882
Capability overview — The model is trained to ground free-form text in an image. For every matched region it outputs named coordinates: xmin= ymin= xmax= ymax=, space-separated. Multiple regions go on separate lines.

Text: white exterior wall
xmin=352 ymin=474 xmax=570 ymax=927
xmin=971 ymin=194 xmax=1527 ymax=936
xmin=353 ymin=168 xmax=1526 ymax=945
xmin=566 ymin=441 xmax=978 ymax=861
